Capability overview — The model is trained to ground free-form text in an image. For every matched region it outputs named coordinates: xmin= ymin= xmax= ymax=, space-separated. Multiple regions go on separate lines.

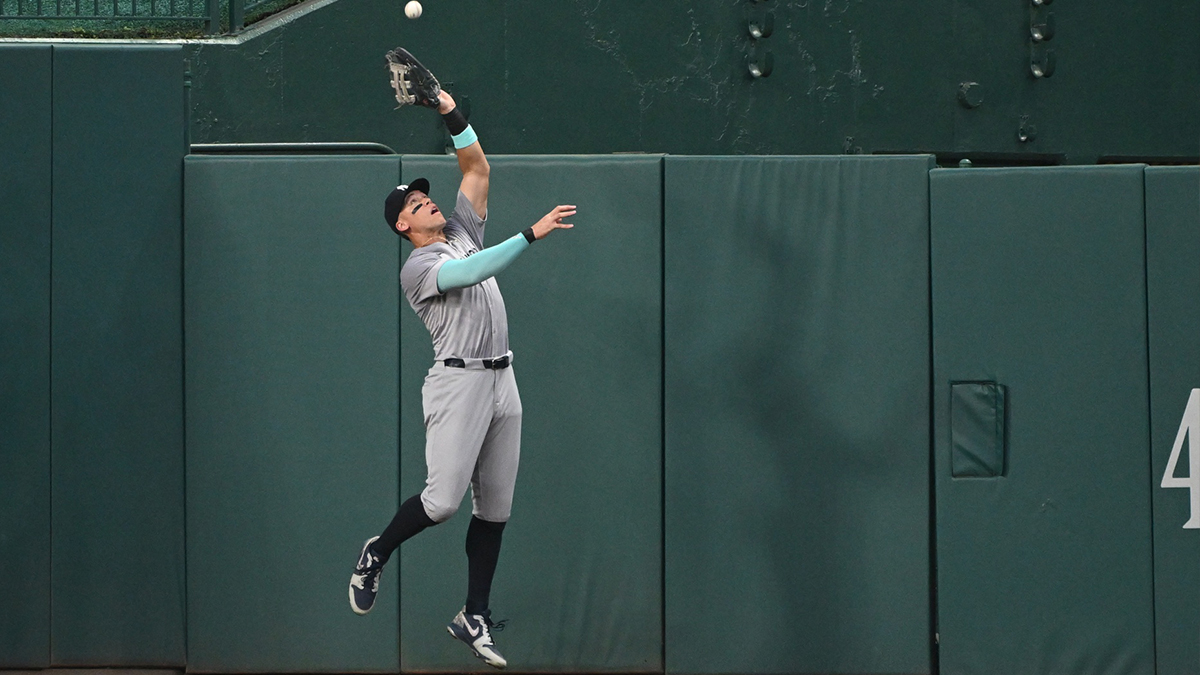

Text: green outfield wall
xmin=1147 ymin=166 xmax=1200 ymax=675
xmin=664 ymin=155 xmax=933 ymax=674
xmin=0 ymin=44 xmax=187 ymax=667
xmin=931 ymin=166 xmax=1155 ymax=675
xmin=183 ymin=155 xmax=402 ymax=672
xmin=49 ymin=45 xmax=188 ymax=666
xmin=4 ymin=46 xmax=1200 ymax=671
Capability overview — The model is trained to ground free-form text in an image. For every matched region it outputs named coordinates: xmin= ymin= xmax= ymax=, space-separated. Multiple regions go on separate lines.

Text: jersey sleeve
xmin=436 ymin=233 xmax=530 ymax=292
xmin=400 ymin=245 xmax=451 ymax=306
xmin=446 ymin=190 xmax=487 ymax=250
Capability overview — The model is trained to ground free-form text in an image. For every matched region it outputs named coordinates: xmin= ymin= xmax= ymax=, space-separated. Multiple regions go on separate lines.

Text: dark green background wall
xmin=0 ymin=43 xmax=52 ymax=668
xmin=185 ymin=0 xmax=1199 ymax=163
xmin=3 ymin=44 xmax=1200 ymax=672
xmin=50 ymin=44 xmax=188 ymax=667
xmin=0 ymin=44 xmax=187 ymax=667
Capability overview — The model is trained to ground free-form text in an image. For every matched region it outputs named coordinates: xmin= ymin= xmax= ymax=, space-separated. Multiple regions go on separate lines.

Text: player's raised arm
xmin=437 ymin=91 xmax=489 ymax=219
xmin=385 ymin=48 xmax=488 ymax=219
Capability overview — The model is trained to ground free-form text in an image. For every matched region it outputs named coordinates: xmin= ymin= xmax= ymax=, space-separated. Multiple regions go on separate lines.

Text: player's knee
xmin=424 ymin=500 xmax=459 ymax=524
xmin=474 ymin=509 xmax=510 ymax=523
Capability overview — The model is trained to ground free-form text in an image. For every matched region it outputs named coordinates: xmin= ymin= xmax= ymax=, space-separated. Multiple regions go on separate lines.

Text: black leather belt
xmin=444 ymin=355 xmax=510 ymax=370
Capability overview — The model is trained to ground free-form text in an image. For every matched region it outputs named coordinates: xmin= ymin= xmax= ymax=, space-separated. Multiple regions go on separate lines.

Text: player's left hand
xmin=385 ymin=47 xmax=442 ymax=109
xmin=436 ymin=90 xmax=456 ymax=115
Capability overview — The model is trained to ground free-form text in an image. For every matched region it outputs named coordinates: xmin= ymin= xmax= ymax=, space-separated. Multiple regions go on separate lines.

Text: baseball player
xmin=348 ymin=49 xmax=575 ymax=670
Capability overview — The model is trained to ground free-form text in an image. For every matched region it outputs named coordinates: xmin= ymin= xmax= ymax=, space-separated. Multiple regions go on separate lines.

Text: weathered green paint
xmin=186 ymin=0 xmax=1198 ymax=162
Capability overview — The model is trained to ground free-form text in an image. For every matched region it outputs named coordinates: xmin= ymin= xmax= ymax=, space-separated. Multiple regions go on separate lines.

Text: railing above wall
xmin=227 ymin=0 xmax=270 ymax=34
xmin=0 ymin=0 xmax=297 ymax=36
xmin=0 ymin=0 xmax=220 ymax=33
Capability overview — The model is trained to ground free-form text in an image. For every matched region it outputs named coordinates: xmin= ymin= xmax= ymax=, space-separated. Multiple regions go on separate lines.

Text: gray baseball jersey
xmin=401 ymin=191 xmax=510 ymax=361
xmin=400 ymin=190 xmax=522 ymax=524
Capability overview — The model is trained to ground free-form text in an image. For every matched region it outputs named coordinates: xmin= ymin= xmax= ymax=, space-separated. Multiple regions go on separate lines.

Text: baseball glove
xmin=385 ymin=47 xmax=442 ymax=109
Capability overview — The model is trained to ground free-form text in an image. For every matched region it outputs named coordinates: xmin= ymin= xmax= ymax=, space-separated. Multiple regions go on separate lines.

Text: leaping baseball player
xmin=348 ymin=48 xmax=576 ymax=670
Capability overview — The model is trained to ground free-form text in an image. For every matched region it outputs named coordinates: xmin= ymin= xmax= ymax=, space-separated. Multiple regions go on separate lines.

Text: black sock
xmin=464 ymin=516 xmax=506 ymax=615
xmin=373 ymin=494 xmax=437 ymax=563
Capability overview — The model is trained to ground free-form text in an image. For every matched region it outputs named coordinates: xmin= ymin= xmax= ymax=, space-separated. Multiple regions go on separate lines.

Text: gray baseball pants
xmin=420 ymin=358 xmax=522 ymax=524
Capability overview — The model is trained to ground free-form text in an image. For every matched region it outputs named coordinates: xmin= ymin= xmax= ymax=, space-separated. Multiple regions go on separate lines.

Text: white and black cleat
xmin=447 ymin=607 xmax=507 ymax=669
xmin=349 ymin=536 xmax=384 ymax=615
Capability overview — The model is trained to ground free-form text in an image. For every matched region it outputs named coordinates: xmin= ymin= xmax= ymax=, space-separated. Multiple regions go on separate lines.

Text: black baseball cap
xmin=384 ymin=177 xmax=431 ymax=234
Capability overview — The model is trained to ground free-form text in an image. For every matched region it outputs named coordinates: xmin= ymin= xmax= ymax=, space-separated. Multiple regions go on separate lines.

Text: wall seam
xmin=658 ymin=155 xmax=667 ymax=675
xmin=46 ymin=42 xmax=55 ymax=669
xmin=180 ymin=99 xmax=190 ymax=669
xmin=926 ymin=164 xmax=940 ymax=675
xmin=1142 ymin=166 xmax=1159 ymax=675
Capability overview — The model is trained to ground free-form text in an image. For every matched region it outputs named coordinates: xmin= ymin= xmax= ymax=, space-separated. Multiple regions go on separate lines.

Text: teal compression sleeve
xmin=436 ymin=233 xmax=530 ymax=293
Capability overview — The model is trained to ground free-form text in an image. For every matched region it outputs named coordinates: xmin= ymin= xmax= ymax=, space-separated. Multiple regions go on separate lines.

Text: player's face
xmin=397 ymin=190 xmax=446 ymax=237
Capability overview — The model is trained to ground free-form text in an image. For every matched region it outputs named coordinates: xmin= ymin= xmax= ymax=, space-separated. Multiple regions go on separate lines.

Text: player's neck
xmin=412 ymin=230 xmax=448 ymax=248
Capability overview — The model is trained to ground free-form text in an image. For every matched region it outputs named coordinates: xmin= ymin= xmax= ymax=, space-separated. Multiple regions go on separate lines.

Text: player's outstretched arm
xmin=437 ymin=91 xmax=489 ymax=220
xmin=436 ymin=205 xmax=577 ymax=292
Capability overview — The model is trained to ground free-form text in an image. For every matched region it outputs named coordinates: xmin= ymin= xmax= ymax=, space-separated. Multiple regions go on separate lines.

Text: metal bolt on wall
xmin=1030 ymin=0 xmax=1057 ymax=78
xmin=746 ymin=0 xmax=774 ymax=79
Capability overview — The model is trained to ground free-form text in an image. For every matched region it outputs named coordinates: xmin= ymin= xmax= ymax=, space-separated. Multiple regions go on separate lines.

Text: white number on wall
xmin=1162 ymin=388 xmax=1200 ymax=529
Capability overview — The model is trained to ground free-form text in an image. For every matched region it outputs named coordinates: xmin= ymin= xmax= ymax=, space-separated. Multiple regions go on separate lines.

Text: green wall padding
xmin=930 ymin=166 xmax=1154 ymax=675
xmin=397 ymin=155 xmax=663 ymax=672
xmin=0 ymin=44 xmax=52 ymax=668
xmin=664 ymin=155 xmax=934 ymax=675
xmin=49 ymin=45 xmax=186 ymax=666
xmin=1146 ymin=166 xmax=1200 ymax=675
xmin=184 ymin=155 xmax=401 ymax=672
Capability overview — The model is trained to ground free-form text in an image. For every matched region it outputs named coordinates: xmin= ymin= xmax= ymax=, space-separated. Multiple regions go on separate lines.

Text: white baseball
xmin=404 ymin=0 xmax=421 ymax=18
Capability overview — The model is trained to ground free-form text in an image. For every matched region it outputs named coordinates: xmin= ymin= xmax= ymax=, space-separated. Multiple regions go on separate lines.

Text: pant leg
xmin=470 ymin=366 xmax=523 ymax=522
xmin=421 ymin=366 xmax=494 ymax=523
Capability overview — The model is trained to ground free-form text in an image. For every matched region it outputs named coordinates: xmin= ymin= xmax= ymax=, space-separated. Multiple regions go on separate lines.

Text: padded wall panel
xmin=1146 ymin=167 xmax=1200 ymax=675
xmin=930 ymin=166 xmax=1154 ymax=675
xmin=0 ymin=45 xmax=52 ymax=668
xmin=664 ymin=156 xmax=934 ymax=674
xmin=397 ymin=155 xmax=662 ymax=672
xmin=184 ymin=155 xmax=401 ymax=671
xmin=50 ymin=45 xmax=186 ymax=666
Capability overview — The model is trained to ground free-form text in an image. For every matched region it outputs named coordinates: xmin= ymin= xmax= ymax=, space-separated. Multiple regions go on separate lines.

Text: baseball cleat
xmin=349 ymin=536 xmax=384 ymax=615
xmin=447 ymin=607 xmax=507 ymax=669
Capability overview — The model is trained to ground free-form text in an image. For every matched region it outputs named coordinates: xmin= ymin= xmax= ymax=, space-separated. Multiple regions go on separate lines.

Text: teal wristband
xmin=452 ymin=124 xmax=478 ymax=149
